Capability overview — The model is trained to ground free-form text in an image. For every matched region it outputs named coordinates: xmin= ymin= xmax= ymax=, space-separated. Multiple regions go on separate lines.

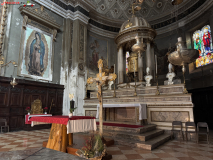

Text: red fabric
xmin=30 ymin=116 xmax=95 ymax=125
xmin=25 ymin=114 xmax=51 ymax=124
xmin=96 ymin=122 xmax=143 ymax=128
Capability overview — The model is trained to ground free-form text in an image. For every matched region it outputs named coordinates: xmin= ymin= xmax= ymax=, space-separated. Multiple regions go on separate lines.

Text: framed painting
xmin=87 ymin=33 xmax=108 ymax=71
xmin=18 ymin=25 xmax=53 ymax=81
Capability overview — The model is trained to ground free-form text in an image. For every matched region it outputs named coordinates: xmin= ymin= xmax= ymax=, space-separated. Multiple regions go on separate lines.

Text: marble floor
xmin=0 ymin=129 xmax=213 ymax=160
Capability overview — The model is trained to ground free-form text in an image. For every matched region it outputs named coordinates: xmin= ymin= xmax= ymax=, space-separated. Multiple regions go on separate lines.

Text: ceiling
xmin=88 ymin=0 xmax=191 ymax=22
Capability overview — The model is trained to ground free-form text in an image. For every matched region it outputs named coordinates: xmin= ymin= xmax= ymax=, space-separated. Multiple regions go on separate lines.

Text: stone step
xmin=102 ymin=129 xmax=164 ymax=142
xmin=97 ymin=124 xmax=156 ymax=134
xmin=114 ymin=134 xmax=171 ymax=150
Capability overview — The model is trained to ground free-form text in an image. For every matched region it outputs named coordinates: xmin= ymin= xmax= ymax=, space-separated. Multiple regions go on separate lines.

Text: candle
xmin=155 ymin=55 xmax=157 ymax=74
xmin=114 ymin=64 xmax=115 ymax=73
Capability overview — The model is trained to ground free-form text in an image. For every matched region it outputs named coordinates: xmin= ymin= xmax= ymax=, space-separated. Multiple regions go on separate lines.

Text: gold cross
xmin=87 ymin=59 xmax=117 ymax=137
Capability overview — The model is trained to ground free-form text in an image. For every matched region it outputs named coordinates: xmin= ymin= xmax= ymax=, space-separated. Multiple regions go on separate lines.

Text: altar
xmin=84 ymin=84 xmax=194 ymax=130
xmin=27 ymin=115 xmax=97 ymax=152
xmin=96 ymin=104 xmax=147 ymax=124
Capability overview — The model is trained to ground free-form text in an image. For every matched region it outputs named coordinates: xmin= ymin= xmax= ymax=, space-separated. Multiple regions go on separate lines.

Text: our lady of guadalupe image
xmin=28 ymin=32 xmax=45 ymax=76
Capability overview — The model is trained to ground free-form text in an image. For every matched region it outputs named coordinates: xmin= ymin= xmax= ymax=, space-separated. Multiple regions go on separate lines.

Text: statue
xmin=144 ymin=67 xmax=152 ymax=86
xmin=108 ymin=81 xmax=114 ymax=90
xmin=166 ymin=63 xmax=175 ymax=85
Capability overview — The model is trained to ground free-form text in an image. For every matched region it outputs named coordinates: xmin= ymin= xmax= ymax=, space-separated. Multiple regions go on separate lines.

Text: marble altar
xmin=84 ymin=84 xmax=194 ymax=131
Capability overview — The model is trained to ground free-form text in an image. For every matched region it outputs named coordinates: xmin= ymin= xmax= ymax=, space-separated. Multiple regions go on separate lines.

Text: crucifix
xmin=87 ymin=59 xmax=117 ymax=137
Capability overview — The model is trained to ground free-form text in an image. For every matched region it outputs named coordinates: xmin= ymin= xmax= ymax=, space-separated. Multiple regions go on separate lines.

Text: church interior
xmin=1 ymin=0 xmax=213 ymax=159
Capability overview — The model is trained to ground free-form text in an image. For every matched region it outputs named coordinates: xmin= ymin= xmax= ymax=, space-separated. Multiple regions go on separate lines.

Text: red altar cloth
xmin=30 ymin=116 xmax=96 ymax=125
xmin=25 ymin=114 xmax=52 ymax=124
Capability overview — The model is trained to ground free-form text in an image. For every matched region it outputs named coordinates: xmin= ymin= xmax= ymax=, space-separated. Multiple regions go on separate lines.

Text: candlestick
xmin=134 ymin=60 xmax=135 ymax=76
xmin=114 ymin=64 xmax=115 ymax=73
xmin=155 ymin=55 xmax=157 ymax=74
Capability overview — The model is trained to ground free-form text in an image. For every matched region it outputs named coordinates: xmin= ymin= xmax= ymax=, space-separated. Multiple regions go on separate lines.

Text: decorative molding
xmin=88 ymin=24 xmax=117 ymax=38
xmin=0 ymin=0 xmax=8 ymax=63
xmin=19 ymin=6 xmax=61 ymax=30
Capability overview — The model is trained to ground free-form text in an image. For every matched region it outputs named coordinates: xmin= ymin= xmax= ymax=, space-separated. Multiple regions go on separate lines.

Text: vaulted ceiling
xmin=88 ymin=0 xmax=190 ymax=22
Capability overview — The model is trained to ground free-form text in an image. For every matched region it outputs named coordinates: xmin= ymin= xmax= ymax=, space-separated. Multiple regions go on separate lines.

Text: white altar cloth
xmin=96 ymin=104 xmax=147 ymax=120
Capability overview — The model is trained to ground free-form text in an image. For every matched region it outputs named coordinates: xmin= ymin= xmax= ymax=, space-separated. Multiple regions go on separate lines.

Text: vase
xmin=45 ymin=112 xmax=47 ymax=114
xmin=28 ymin=113 xmax=30 ymax=115
xmin=69 ymin=113 xmax=73 ymax=118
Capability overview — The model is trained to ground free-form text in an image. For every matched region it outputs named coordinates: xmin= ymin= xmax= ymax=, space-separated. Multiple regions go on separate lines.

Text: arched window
xmin=193 ymin=25 xmax=213 ymax=68
xmin=126 ymin=51 xmax=130 ymax=73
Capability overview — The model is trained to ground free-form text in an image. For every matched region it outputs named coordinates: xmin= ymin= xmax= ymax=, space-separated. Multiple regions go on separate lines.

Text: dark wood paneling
xmin=0 ymin=93 xmax=7 ymax=106
xmin=0 ymin=76 xmax=64 ymax=131
xmin=10 ymin=93 xmax=21 ymax=106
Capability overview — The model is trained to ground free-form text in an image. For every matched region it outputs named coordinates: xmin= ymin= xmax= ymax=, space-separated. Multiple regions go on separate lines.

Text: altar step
xmin=97 ymin=124 xmax=170 ymax=150
xmin=97 ymin=124 xmax=156 ymax=134
xmin=102 ymin=129 xmax=164 ymax=142
xmin=114 ymin=134 xmax=171 ymax=150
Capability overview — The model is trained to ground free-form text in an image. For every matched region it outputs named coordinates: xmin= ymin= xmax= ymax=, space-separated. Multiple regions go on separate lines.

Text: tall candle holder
xmin=85 ymin=83 xmax=88 ymax=99
xmin=155 ymin=74 xmax=160 ymax=95
xmin=134 ymin=75 xmax=137 ymax=96
xmin=133 ymin=59 xmax=137 ymax=96
xmin=155 ymin=55 xmax=160 ymax=95
xmin=113 ymin=80 xmax=116 ymax=97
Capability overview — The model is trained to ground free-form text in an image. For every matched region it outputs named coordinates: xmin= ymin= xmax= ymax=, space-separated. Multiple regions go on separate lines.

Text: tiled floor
xmin=1 ymin=129 xmax=213 ymax=160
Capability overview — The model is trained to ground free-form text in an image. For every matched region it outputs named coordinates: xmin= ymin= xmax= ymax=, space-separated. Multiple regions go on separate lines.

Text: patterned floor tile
xmin=0 ymin=129 xmax=213 ymax=160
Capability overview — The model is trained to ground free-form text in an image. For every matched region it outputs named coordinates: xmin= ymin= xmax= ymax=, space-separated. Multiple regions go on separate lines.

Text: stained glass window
xmin=126 ymin=51 xmax=130 ymax=73
xmin=193 ymin=25 xmax=213 ymax=68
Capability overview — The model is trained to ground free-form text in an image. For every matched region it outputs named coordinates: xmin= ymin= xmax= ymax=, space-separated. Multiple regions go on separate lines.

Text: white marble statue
xmin=166 ymin=63 xmax=175 ymax=85
xmin=108 ymin=81 xmax=114 ymax=90
xmin=144 ymin=67 xmax=153 ymax=87
xmin=146 ymin=67 xmax=150 ymax=75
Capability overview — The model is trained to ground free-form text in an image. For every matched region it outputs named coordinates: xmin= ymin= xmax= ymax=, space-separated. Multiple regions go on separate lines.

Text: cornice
xmin=88 ymin=24 xmax=117 ymax=39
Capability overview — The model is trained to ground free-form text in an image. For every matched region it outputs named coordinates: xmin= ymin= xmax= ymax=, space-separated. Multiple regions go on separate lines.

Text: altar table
xmin=30 ymin=116 xmax=96 ymax=152
xmin=25 ymin=114 xmax=52 ymax=124
xmin=96 ymin=104 xmax=147 ymax=120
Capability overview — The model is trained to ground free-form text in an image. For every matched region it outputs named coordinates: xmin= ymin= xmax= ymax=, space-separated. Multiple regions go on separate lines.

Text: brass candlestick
xmin=182 ymin=65 xmax=188 ymax=94
xmin=85 ymin=83 xmax=88 ymax=99
xmin=155 ymin=74 xmax=160 ymax=95
xmin=113 ymin=80 xmax=116 ymax=97
xmin=134 ymin=75 xmax=137 ymax=96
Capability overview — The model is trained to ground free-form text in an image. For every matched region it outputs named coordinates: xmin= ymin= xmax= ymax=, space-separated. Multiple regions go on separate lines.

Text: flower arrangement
xmin=25 ymin=107 xmax=31 ymax=113
xmin=76 ymin=134 xmax=106 ymax=160
xmin=44 ymin=107 xmax=48 ymax=112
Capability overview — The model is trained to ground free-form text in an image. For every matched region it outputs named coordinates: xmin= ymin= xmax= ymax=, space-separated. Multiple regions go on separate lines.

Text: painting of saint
xmin=90 ymin=40 xmax=100 ymax=67
xmin=28 ymin=32 xmax=45 ymax=76
xmin=20 ymin=26 xmax=53 ymax=81
xmin=87 ymin=34 xmax=108 ymax=71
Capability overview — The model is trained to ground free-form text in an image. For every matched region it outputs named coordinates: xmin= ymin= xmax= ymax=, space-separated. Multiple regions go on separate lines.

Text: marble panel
xmin=151 ymin=111 xmax=189 ymax=122
xmin=115 ymin=107 xmax=135 ymax=122
xmin=85 ymin=110 xmax=97 ymax=117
